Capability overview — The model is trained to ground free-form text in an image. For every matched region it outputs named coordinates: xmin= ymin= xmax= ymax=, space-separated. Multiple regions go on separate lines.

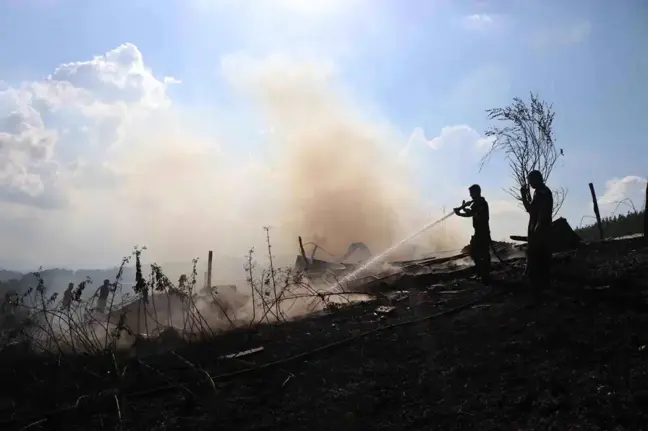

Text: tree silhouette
xmin=480 ymin=92 xmax=566 ymax=218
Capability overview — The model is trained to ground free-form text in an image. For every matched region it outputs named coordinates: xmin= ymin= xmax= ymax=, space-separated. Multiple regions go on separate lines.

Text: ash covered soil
xmin=3 ymin=238 xmax=648 ymax=430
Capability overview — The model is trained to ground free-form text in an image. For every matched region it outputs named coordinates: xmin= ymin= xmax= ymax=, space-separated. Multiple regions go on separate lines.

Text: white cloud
xmin=0 ymin=44 xmax=199 ymax=267
xmin=462 ymin=13 xmax=494 ymax=31
xmin=49 ymin=43 xmax=178 ymax=115
xmin=401 ymin=124 xmax=492 ymax=157
xmin=0 ymin=43 xmax=179 ymax=211
xmin=0 ymin=89 xmax=61 ymax=207
xmin=598 ymin=176 xmax=647 ymax=213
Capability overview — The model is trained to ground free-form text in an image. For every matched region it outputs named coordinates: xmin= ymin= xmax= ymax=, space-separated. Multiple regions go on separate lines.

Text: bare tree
xmin=479 ymin=92 xmax=566 ymax=218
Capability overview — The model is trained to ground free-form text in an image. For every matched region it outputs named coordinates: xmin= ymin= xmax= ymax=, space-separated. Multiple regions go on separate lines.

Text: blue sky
xmin=0 ymin=0 xmax=646 ymax=269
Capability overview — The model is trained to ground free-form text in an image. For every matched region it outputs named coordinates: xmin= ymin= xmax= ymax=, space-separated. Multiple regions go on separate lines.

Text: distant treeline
xmin=574 ymin=209 xmax=645 ymax=241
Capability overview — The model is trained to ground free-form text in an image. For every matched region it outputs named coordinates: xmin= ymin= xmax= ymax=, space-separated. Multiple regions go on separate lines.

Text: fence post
xmin=644 ymin=181 xmax=648 ymax=239
xmin=298 ymin=236 xmax=309 ymax=270
xmin=207 ymin=250 xmax=213 ymax=290
xmin=588 ymin=182 xmax=605 ymax=240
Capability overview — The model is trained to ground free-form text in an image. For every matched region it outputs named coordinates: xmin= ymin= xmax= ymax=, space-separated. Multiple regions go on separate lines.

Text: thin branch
xmin=480 ymin=92 xmax=565 ymax=216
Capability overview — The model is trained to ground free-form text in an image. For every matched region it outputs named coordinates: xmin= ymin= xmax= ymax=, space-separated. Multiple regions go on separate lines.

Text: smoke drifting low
xmin=56 ymin=55 xmax=466 ymax=271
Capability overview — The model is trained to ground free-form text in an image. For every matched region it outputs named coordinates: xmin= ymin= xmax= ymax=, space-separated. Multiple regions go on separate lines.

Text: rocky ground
xmin=2 ymin=237 xmax=648 ymax=430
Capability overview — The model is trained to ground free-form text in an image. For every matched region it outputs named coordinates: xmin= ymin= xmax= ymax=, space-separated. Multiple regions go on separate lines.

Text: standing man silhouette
xmin=522 ymin=170 xmax=553 ymax=288
xmin=96 ymin=279 xmax=111 ymax=313
xmin=454 ymin=184 xmax=491 ymax=284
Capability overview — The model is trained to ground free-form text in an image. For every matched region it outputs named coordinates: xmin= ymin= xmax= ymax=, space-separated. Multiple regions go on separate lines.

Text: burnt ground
xmin=2 ymin=237 xmax=648 ymax=430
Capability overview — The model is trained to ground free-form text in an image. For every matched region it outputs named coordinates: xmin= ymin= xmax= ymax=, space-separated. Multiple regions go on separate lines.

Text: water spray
xmin=334 ymin=210 xmax=459 ymax=291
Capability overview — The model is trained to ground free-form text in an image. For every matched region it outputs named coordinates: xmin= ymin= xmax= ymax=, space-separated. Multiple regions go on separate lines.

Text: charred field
xmin=2 ymin=237 xmax=648 ymax=431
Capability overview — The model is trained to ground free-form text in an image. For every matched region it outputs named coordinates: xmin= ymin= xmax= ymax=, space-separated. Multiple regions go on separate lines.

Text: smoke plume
xmin=228 ymin=55 xmax=427 ymax=257
xmin=105 ymin=55 xmax=464 ymax=270
xmin=7 ymin=54 xmax=466 ymax=273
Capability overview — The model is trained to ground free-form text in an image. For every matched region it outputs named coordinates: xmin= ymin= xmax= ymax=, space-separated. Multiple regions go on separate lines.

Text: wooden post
xmin=298 ymin=236 xmax=309 ymax=270
xmin=644 ymin=182 xmax=648 ymax=239
xmin=588 ymin=183 xmax=605 ymax=240
xmin=207 ymin=250 xmax=213 ymax=290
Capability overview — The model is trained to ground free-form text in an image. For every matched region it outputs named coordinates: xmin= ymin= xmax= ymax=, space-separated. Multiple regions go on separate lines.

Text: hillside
xmin=1 ymin=237 xmax=647 ymax=430
xmin=0 ymin=270 xmax=23 ymax=283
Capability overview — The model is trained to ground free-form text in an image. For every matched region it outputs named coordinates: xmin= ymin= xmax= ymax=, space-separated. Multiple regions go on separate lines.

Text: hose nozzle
xmin=454 ymin=199 xmax=474 ymax=212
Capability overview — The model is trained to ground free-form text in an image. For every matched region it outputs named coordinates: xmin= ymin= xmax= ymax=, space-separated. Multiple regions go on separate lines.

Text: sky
xmin=0 ymin=0 xmax=646 ymax=271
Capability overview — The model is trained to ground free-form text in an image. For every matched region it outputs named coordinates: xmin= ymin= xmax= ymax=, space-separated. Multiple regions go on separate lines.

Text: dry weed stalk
xmin=1 ymin=232 xmax=362 ymax=360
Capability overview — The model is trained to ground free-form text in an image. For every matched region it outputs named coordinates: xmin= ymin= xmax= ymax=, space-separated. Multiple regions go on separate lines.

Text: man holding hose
xmin=454 ymin=184 xmax=491 ymax=284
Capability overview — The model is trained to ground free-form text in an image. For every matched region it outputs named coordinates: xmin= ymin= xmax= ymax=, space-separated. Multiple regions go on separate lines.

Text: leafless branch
xmin=579 ymin=215 xmax=596 ymax=228
xmin=612 ymin=198 xmax=638 ymax=216
xmin=480 ymin=92 xmax=566 ymax=217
